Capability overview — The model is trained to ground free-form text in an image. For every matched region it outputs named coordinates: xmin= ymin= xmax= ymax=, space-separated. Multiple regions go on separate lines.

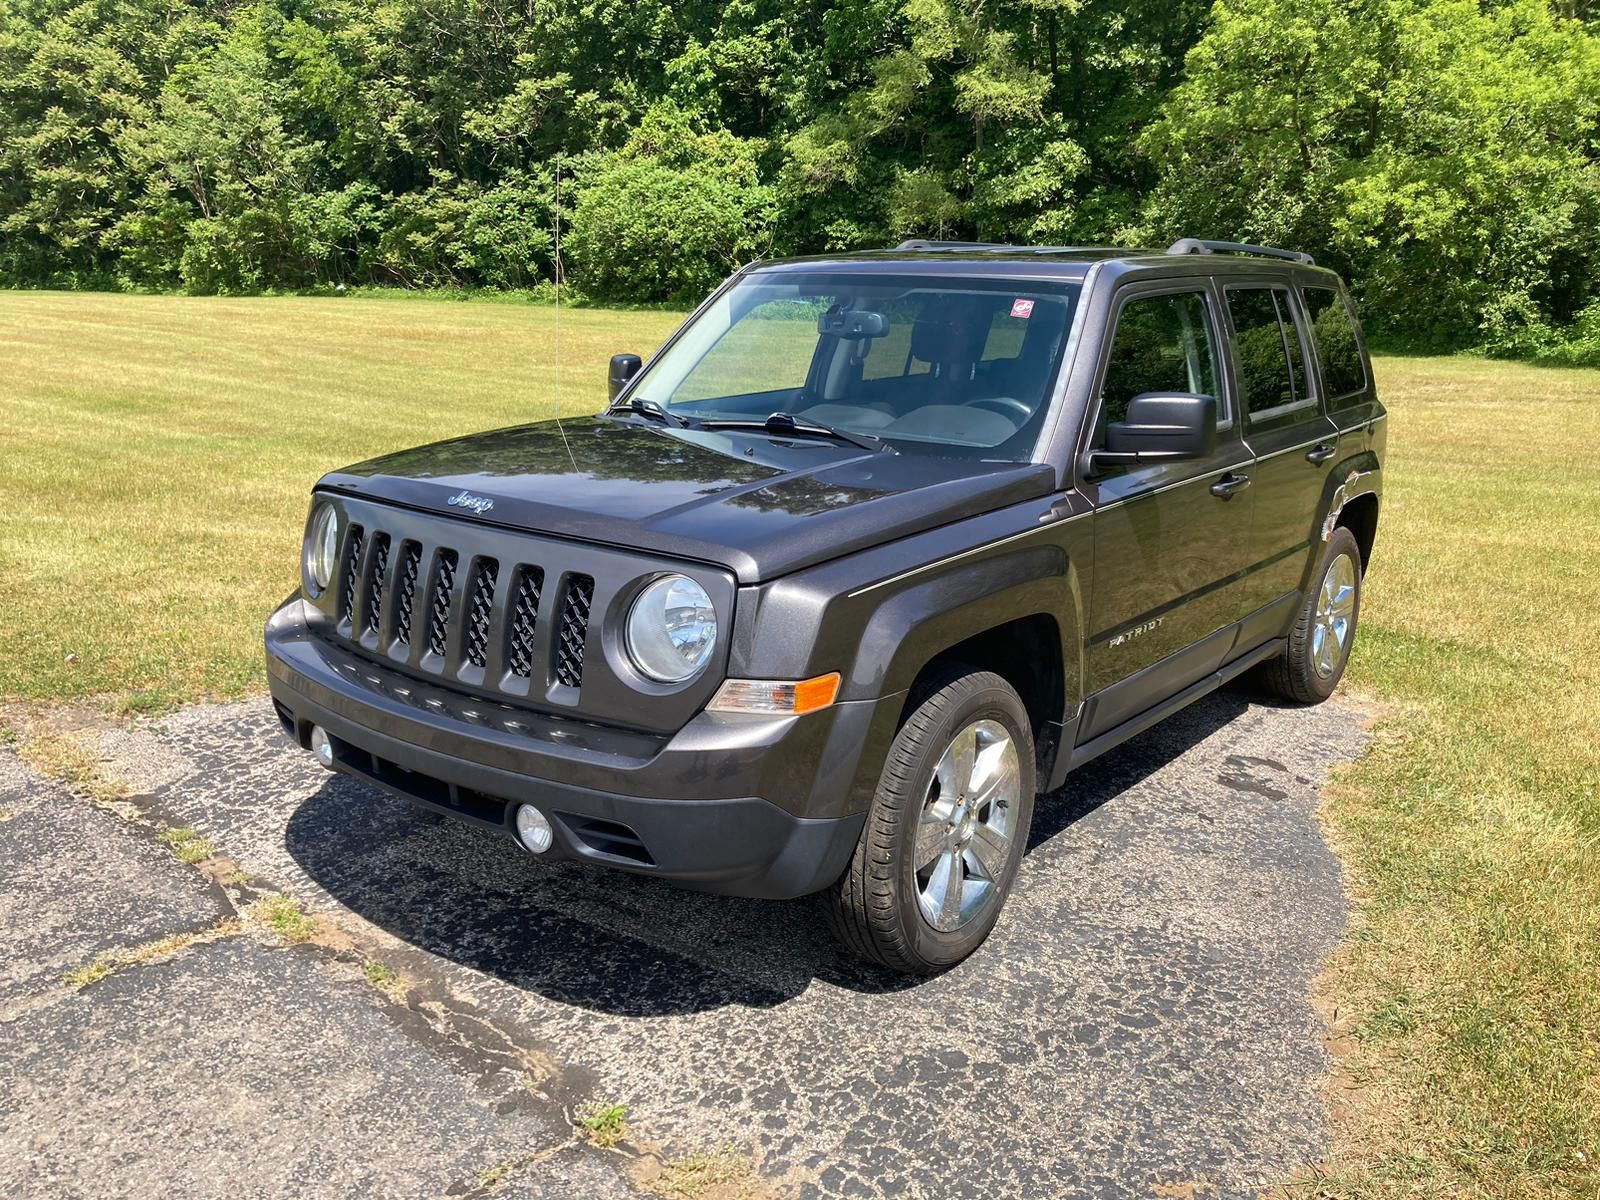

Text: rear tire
xmin=1257 ymin=527 xmax=1363 ymax=704
xmin=827 ymin=667 xmax=1036 ymax=975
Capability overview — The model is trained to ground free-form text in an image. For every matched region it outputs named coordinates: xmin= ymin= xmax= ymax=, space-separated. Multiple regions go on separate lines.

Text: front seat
xmin=907 ymin=302 xmax=987 ymax=405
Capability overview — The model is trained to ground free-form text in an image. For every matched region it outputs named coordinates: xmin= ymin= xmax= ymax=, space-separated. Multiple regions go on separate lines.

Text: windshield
xmin=628 ymin=272 xmax=1082 ymax=460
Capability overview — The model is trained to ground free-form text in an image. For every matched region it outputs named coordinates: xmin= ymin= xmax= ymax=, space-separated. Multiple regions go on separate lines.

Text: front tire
xmin=828 ymin=668 xmax=1036 ymax=974
xmin=1258 ymin=527 xmax=1363 ymax=703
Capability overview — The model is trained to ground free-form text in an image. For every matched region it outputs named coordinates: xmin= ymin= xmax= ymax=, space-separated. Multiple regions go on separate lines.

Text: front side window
xmin=1301 ymin=286 xmax=1367 ymax=399
xmin=1228 ymin=286 xmax=1310 ymax=416
xmin=630 ymin=273 xmax=1081 ymax=460
xmin=1095 ymin=291 xmax=1219 ymax=444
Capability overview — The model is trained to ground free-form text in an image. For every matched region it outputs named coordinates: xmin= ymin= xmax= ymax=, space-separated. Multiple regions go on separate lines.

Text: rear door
xmin=1300 ymin=282 xmax=1380 ymax=461
xmin=1222 ymin=283 xmax=1340 ymax=633
xmin=1078 ymin=280 xmax=1256 ymax=742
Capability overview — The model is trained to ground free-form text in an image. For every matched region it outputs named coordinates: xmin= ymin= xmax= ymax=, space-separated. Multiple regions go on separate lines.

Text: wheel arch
xmin=1335 ymin=492 xmax=1379 ymax=570
xmin=900 ymin=614 xmax=1068 ymax=782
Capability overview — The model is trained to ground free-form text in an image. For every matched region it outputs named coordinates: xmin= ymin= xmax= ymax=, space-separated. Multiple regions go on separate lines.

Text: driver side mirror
xmin=1083 ymin=392 xmax=1217 ymax=476
xmin=608 ymin=353 xmax=643 ymax=402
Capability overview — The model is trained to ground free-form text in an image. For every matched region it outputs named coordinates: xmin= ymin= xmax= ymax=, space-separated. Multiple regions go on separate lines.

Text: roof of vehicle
xmin=746 ymin=238 xmax=1344 ymax=285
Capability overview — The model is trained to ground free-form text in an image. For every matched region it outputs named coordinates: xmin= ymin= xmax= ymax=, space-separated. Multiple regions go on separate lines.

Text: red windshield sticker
xmin=1010 ymin=298 xmax=1035 ymax=319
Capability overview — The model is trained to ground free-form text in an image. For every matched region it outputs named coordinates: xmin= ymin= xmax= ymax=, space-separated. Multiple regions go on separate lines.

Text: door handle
xmin=1210 ymin=472 xmax=1251 ymax=499
xmin=1305 ymin=443 xmax=1337 ymax=464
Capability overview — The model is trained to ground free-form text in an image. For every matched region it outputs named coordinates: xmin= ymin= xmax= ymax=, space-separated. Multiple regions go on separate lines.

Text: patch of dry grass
xmin=63 ymin=917 xmax=243 ymax=989
xmin=643 ymin=1150 xmax=771 ymax=1200
xmin=0 ymin=291 xmax=681 ymax=710
xmin=1310 ymin=355 xmax=1600 ymax=1198
xmin=13 ymin=727 xmax=129 ymax=804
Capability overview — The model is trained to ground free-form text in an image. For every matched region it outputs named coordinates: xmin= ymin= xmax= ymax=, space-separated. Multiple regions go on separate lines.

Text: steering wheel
xmin=967 ymin=396 xmax=1032 ymax=421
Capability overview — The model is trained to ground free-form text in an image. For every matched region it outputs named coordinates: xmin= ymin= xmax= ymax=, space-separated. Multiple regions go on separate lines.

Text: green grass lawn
xmin=1 ymin=293 xmax=1596 ymax=1196
xmin=0 ymin=291 xmax=682 ymax=709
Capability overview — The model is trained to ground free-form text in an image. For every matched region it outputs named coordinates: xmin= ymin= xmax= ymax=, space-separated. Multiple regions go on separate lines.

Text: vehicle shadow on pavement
xmin=285 ymin=687 xmax=1256 ymax=1017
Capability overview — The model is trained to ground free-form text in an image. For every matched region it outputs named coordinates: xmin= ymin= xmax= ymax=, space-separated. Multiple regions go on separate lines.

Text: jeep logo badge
xmin=447 ymin=490 xmax=495 ymax=515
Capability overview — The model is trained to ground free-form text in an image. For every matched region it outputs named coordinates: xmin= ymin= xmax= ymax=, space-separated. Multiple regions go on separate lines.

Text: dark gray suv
xmin=265 ymin=238 xmax=1383 ymax=973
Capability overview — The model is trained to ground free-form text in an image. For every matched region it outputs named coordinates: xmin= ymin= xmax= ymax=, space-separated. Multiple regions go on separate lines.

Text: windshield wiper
xmin=607 ymin=396 xmax=694 ymax=429
xmin=700 ymin=411 xmax=896 ymax=454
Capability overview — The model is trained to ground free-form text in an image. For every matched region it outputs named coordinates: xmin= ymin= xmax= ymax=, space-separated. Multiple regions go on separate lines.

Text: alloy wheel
xmin=1312 ymin=552 xmax=1358 ymax=678
xmin=913 ymin=719 xmax=1021 ymax=932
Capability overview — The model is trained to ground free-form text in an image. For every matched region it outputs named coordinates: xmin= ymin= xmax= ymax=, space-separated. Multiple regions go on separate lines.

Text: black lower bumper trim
xmin=270 ymin=682 xmax=865 ymax=901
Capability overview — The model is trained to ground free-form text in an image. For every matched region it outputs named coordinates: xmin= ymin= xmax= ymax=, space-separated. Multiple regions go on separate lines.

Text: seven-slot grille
xmin=336 ymin=525 xmax=596 ymax=695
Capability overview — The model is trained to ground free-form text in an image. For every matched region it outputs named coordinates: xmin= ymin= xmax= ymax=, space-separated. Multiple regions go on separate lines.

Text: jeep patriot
xmin=265 ymin=237 xmax=1383 ymax=973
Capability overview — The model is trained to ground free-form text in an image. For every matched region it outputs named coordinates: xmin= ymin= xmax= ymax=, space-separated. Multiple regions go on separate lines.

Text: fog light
xmin=309 ymin=725 xmax=335 ymax=770
xmin=515 ymin=804 xmax=554 ymax=854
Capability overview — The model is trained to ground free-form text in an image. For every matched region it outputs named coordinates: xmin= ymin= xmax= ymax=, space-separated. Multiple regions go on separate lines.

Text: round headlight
xmin=626 ymin=575 xmax=717 ymax=683
xmin=304 ymin=503 xmax=340 ymax=595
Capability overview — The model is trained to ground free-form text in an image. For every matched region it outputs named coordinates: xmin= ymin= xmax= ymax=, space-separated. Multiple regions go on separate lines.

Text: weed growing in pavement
xmin=250 ymin=894 xmax=318 ymax=944
xmin=362 ymin=961 xmax=407 ymax=999
xmin=159 ymin=826 xmax=213 ymax=864
xmin=582 ymin=1102 xmax=629 ymax=1148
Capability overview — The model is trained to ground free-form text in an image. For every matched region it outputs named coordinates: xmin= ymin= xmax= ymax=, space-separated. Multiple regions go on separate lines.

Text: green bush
xmin=374 ymin=173 xmax=553 ymax=290
xmin=567 ymin=107 xmax=773 ymax=304
xmin=1141 ymin=0 xmax=1600 ymax=351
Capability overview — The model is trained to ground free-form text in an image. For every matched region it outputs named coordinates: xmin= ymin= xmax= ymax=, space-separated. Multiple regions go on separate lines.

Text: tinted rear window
xmin=1302 ymin=286 xmax=1367 ymax=399
xmin=1227 ymin=287 xmax=1301 ymax=414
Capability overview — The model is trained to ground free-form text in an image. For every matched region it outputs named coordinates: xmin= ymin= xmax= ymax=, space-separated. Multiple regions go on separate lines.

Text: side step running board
xmin=1067 ymin=638 xmax=1285 ymax=772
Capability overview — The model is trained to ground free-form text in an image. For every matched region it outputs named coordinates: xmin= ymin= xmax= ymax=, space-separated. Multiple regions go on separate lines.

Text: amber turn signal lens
xmin=791 ymin=672 xmax=841 ymax=714
xmin=707 ymin=672 xmax=842 ymax=715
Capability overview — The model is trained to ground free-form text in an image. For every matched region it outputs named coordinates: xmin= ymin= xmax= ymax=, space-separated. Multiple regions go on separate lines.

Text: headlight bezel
xmin=624 ymin=573 xmax=718 ymax=684
xmin=303 ymin=502 xmax=340 ymax=597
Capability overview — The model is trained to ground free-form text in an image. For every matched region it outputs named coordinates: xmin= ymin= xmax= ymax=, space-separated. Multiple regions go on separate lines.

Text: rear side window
xmin=1226 ymin=286 xmax=1308 ymax=416
xmin=1301 ymin=286 xmax=1367 ymax=399
xmin=1096 ymin=291 xmax=1219 ymax=440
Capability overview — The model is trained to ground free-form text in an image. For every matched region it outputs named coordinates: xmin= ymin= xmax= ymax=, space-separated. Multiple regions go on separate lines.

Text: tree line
xmin=3 ymin=0 xmax=1599 ymax=358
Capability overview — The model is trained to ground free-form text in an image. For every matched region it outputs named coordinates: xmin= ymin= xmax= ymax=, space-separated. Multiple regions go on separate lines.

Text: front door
xmin=1221 ymin=283 xmax=1340 ymax=629
xmin=1079 ymin=282 xmax=1256 ymax=742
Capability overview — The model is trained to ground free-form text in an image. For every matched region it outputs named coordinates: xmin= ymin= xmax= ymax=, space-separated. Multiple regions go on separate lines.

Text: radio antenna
xmin=551 ymin=153 xmax=578 ymax=475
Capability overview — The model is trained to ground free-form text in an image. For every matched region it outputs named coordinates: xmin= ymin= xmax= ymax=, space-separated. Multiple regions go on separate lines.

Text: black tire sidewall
xmin=885 ymin=674 xmax=1036 ymax=969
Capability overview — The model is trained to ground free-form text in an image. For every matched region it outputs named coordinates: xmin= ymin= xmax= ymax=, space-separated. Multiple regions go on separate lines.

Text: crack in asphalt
xmin=2 ymin=686 xmax=1372 ymax=1199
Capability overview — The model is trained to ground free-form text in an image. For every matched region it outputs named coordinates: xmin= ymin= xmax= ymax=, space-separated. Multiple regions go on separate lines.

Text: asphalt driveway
xmin=0 ymin=687 xmax=1368 ymax=1199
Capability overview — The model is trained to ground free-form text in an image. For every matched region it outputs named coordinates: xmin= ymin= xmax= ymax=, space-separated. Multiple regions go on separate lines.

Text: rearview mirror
xmin=817 ymin=309 xmax=889 ymax=340
xmin=608 ymin=353 xmax=643 ymax=401
xmin=1084 ymin=393 xmax=1217 ymax=475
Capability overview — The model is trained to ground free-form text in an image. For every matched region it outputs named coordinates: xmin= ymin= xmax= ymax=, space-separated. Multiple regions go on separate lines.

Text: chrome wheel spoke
xmin=972 ymin=747 xmax=1019 ymax=813
xmin=941 ymin=725 xmax=976 ymax=797
xmin=920 ymin=849 xmax=965 ymax=931
xmin=965 ymin=822 xmax=1009 ymax=881
xmin=1330 ymin=583 xmax=1356 ymax=617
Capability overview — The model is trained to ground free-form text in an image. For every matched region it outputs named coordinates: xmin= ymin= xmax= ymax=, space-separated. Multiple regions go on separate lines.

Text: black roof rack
xmin=893 ymin=239 xmax=1126 ymax=256
xmin=1167 ymin=238 xmax=1315 ymax=266
xmin=896 ymin=239 xmax=1004 ymax=251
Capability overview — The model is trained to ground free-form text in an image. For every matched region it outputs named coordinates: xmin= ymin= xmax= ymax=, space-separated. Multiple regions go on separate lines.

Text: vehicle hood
xmin=318 ymin=416 xmax=1056 ymax=583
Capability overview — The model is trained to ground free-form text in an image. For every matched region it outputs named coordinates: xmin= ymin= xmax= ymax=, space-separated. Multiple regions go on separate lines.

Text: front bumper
xmin=265 ymin=597 xmax=896 ymax=899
